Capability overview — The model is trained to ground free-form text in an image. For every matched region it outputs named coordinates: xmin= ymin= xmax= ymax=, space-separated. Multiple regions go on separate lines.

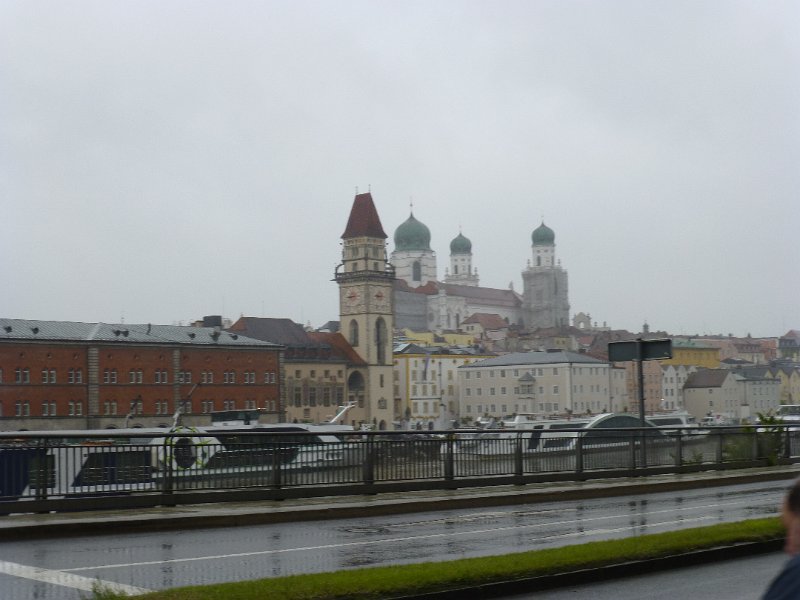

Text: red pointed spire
xmin=341 ymin=192 xmax=387 ymax=239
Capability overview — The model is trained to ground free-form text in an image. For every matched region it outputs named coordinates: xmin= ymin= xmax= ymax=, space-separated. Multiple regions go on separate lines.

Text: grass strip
xmin=101 ymin=518 xmax=784 ymax=600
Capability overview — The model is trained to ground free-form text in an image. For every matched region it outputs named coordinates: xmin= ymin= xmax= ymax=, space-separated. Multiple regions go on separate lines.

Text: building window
xmin=16 ymin=368 xmax=31 ymax=384
xmin=553 ymin=385 xmax=559 ymax=394
xmin=349 ymin=320 xmax=359 ymax=346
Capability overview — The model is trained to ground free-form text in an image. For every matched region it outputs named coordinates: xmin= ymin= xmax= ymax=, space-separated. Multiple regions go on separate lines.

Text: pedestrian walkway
xmin=2 ymin=465 xmax=798 ymax=540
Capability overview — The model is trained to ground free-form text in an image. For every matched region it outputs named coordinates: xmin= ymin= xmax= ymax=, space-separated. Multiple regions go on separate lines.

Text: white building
xmin=457 ymin=350 xmax=617 ymax=421
xmin=393 ymin=344 xmax=492 ymax=429
xmin=683 ymin=368 xmax=780 ymax=423
xmin=661 ymin=364 xmax=697 ymax=412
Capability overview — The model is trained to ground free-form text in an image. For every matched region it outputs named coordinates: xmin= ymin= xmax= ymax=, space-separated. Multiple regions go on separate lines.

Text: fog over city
xmin=2 ymin=1 xmax=797 ymax=337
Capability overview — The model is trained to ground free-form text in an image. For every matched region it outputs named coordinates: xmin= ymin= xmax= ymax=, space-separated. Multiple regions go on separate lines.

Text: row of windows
xmin=0 ymin=398 xmax=281 ymax=418
xmin=291 ymin=369 xmax=344 ymax=380
xmin=291 ymin=386 xmax=345 ymax=408
xmin=465 ymin=385 xmax=561 ymax=397
xmin=4 ymin=368 xmax=85 ymax=384
xmin=410 ymin=370 xmax=456 ymax=382
xmin=4 ymin=400 xmax=85 ymax=417
xmin=409 ymin=385 xmax=455 ymax=397
xmin=463 ymin=367 xmax=608 ymax=380
xmin=464 ymin=403 xmax=559 ymax=415
xmin=105 ymin=369 xmax=279 ymax=385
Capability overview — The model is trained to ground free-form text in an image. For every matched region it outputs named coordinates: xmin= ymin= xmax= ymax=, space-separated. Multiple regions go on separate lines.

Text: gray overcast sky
xmin=2 ymin=1 xmax=798 ymax=338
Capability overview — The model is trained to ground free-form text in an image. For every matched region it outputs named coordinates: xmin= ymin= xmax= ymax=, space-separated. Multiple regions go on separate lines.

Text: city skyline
xmin=2 ymin=1 xmax=797 ymax=337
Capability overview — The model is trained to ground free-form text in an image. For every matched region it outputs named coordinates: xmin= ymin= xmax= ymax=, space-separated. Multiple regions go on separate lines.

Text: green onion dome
xmin=450 ymin=232 xmax=472 ymax=254
xmin=394 ymin=213 xmax=432 ymax=251
xmin=532 ymin=222 xmax=555 ymax=246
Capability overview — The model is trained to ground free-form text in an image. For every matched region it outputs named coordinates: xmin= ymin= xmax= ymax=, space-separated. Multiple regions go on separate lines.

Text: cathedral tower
xmin=521 ymin=222 xmax=570 ymax=330
xmin=444 ymin=231 xmax=479 ymax=286
xmin=391 ymin=211 xmax=437 ymax=287
xmin=335 ymin=192 xmax=395 ymax=429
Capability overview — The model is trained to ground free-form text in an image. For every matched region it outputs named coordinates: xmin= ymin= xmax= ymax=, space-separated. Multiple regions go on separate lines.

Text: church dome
xmin=531 ymin=222 xmax=555 ymax=246
xmin=394 ymin=213 xmax=432 ymax=251
xmin=450 ymin=232 xmax=472 ymax=254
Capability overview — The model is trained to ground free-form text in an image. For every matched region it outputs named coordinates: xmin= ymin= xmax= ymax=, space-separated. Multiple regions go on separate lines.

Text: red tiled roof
xmin=341 ymin=192 xmax=387 ymax=239
xmin=307 ymin=332 xmax=367 ymax=366
xmin=462 ymin=313 xmax=508 ymax=330
xmin=443 ymin=283 xmax=522 ymax=307
xmin=393 ymin=279 xmax=440 ymax=295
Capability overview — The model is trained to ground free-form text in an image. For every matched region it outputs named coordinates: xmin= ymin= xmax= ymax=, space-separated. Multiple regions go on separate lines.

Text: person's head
xmin=782 ymin=480 xmax=800 ymax=555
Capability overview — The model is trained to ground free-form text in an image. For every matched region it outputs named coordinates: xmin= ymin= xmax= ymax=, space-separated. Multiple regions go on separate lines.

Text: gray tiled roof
xmin=462 ymin=350 xmax=605 ymax=368
xmin=0 ymin=319 xmax=280 ymax=347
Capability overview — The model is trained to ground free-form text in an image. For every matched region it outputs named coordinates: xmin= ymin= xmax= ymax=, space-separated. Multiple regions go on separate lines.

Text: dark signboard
xmin=608 ymin=338 xmax=672 ymax=362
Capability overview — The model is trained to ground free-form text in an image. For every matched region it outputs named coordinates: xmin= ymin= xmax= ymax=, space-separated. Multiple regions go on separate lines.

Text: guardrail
xmin=1 ymin=426 xmax=798 ymax=514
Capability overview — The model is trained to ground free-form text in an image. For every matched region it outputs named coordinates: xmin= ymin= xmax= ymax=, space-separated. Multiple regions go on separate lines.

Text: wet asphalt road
xmin=0 ymin=480 xmax=787 ymax=599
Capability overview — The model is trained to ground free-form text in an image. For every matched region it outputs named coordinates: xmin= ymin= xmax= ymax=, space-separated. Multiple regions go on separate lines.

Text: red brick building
xmin=0 ymin=319 xmax=283 ymax=431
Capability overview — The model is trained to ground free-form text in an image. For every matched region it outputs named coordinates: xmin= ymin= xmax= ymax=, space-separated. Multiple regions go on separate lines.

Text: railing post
xmin=444 ymin=434 xmax=454 ymax=482
xmin=162 ymin=437 xmax=173 ymax=495
xmin=271 ymin=442 xmax=282 ymax=489
xmin=514 ymin=434 xmax=524 ymax=479
xmin=716 ymin=432 xmax=724 ymax=465
xmin=362 ymin=435 xmax=375 ymax=485
xmin=629 ymin=437 xmax=637 ymax=470
xmin=674 ymin=432 xmax=683 ymax=468
xmin=785 ymin=427 xmax=792 ymax=460
xmin=35 ymin=437 xmax=49 ymax=502
xmin=575 ymin=436 xmax=583 ymax=474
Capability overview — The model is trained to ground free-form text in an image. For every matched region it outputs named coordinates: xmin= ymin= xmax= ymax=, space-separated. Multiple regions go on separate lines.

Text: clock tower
xmin=335 ymin=192 xmax=395 ymax=429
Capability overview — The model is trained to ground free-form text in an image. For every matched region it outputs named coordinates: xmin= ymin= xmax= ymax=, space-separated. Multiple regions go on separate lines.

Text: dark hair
xmin=788 ymin=480 xmax=800 ymax=516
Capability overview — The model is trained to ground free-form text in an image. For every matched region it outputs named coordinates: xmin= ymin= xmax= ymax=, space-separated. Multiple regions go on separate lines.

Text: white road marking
xmin=0 ymin=559 xmax=151 ymax=595
xmin=63 ymin=516 xmax=714 ymax=573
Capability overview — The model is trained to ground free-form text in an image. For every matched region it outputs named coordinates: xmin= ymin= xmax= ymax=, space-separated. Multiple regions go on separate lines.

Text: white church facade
xmin=390 ymin=211 xmax=570 ymax=334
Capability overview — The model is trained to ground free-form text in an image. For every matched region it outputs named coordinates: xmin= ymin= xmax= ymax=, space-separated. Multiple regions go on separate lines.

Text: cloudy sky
xmin=2 ymin=1 xmax=797 ymax=338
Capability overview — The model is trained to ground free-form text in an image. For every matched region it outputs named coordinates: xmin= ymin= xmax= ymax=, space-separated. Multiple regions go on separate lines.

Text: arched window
xmin=536 ymin=256 xmax=541 ymax=266
xmin=412 ymin=261 xmax=422 ymax=282
xmin=375 ymin=317 xmax=387 ymax=363
xmin=349 ymin=320 xmax=359 ymax=346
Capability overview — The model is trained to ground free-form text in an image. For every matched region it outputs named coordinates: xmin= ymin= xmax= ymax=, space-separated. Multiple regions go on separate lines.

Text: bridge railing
xmin=1 ymin=425 xmax=797 ymax=513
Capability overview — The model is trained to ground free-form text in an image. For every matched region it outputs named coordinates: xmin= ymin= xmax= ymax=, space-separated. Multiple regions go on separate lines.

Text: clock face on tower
xmin=341 ymin=287 xmax=364 ymax=313
xmin=372 ymin=288 xmax=390 ymax=312
xmin=344 ymin=289 xmax=360 ymax=306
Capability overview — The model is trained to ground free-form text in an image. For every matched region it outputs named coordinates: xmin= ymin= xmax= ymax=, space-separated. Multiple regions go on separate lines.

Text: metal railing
xmin=1 ymin=426 xmax=797 ymax=513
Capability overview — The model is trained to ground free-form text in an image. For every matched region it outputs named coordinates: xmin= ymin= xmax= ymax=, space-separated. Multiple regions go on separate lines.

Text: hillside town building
xmin=457 ymin=350 xmax=621 ymax=421
xmin=0 ymin=318 xmax=282 ymax=431
xmin=393 ymin=343 xmax=493 ymax=429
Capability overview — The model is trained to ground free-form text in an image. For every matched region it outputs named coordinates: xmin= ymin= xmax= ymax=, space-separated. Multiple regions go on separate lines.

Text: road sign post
xmin=608 ymin=338 xmax=672 ymax=467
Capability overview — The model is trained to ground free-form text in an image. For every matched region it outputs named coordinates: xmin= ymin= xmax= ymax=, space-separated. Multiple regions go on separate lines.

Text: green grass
xmin=98 ymin=518 xmax=784 ymax=600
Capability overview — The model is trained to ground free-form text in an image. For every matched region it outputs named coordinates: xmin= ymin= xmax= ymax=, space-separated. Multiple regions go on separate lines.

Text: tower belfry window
xmin=412 ymin=261 xmax=421 ymax=282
